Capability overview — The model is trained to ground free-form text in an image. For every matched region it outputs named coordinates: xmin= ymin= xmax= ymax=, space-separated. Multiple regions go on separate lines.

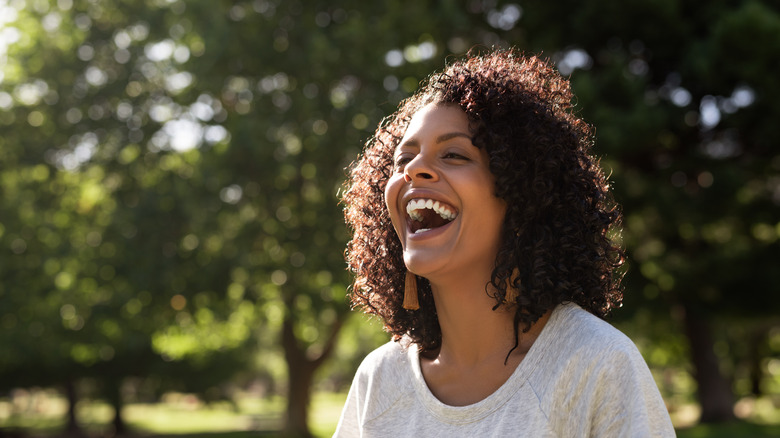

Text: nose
xmin=403 ymin=154 xmax=438 ymax=183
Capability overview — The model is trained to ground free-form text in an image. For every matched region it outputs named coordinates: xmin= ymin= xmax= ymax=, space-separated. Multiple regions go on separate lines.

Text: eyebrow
xmin=398 ymin=132 xmax=473 ymax=150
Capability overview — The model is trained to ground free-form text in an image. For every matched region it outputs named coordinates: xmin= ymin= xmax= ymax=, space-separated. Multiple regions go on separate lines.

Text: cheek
xmin=384 ymin=175 xmax=405 ymax=233
xmin=472 ymin=175 xmax=506 ymax=225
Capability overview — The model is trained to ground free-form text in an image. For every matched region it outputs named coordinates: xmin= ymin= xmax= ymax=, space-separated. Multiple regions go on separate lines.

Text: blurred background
xmin=0 ymin=0 xmax=778 ymax=437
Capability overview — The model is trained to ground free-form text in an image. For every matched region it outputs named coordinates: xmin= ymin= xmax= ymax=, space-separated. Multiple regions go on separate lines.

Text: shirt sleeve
xmin=586 ymin=343 xmax=676 ymax=438
xmin=333 ymin=365 xmax=364 ymax=438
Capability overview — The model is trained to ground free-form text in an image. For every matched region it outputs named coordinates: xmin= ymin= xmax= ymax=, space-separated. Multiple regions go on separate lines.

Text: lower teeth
xmin=414 ymin=228 xmax=431 ymax=234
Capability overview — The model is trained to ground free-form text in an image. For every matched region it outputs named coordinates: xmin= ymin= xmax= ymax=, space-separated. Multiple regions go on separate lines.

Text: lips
xmin=405 ymin=198 xmax=459 ymax=234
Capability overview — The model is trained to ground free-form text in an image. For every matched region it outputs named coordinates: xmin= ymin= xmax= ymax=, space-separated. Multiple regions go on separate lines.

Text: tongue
xmin=411 ymin=209 xmax=452 ymax=233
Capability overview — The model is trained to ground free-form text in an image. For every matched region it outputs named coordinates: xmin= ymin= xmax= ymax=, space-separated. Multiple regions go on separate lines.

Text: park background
xmin=0 ymin=0 xmax=779 ymax=436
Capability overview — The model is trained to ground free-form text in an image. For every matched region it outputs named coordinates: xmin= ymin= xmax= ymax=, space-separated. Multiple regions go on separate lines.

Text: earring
xmin=504 ymin=269 xmax=520 ymax=303
xmin=403 ymin=271 xmax=420 ymax=310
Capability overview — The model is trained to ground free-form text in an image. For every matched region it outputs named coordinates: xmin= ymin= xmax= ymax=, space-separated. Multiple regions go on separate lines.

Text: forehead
xmin=404 ymin=104 xmax=469 ymax=135
xmin=397 ymin=104 xmax=471 ymax=148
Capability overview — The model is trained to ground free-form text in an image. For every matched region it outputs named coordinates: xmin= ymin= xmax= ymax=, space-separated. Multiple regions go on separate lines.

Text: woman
xmin=336 ymin=49 xmax=674 ymax=436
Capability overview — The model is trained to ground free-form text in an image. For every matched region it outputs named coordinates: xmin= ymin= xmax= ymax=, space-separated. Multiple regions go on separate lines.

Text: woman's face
xmin=385 ymin=103 xmax=507 ymax=282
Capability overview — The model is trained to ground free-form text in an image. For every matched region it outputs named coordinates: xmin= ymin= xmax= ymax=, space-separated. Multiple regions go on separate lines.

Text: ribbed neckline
xmin=407 ymin=302 xmax=574 ymax=424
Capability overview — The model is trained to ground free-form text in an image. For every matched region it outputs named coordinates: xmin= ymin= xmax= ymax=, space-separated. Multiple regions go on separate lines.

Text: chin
xmin=403 ymin=251 xmax=449 ymax=279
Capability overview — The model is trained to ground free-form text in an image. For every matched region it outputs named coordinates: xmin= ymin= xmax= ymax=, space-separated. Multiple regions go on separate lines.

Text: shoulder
xmin=530 ymin=303 xmax=675 ymax=437
xmin=547 ymin=302 xmax=641 ymax=359
xmin=531 ymin=303 xmax=652 ymax=386
xmin=347 ymin=339 xmax=417 ymax=422
xmin=354 ymin=339 xmax=410 ymax=379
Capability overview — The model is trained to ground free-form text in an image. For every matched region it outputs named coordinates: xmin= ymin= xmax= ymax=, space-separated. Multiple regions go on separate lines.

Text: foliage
xmin=0 ymin=0 xmax=778 ymax=433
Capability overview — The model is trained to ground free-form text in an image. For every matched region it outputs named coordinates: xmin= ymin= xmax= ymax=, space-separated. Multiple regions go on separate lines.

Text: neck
xmin=427 ymin=270 xmax=519 ymax=366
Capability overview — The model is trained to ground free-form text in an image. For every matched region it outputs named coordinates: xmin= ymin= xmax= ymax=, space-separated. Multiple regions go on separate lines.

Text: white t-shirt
xmin=334 ymin=303 xmax=675 ymax=437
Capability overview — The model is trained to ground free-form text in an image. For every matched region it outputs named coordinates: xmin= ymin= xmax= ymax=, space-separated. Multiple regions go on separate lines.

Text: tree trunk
xmin=64 ymin=379 xmax=82 ymax=436
xmin=747 ymin=323 xmax=775 ymax=397
xmin=284 ymin=356 xmax=316 ymax=437
xmin=682 ymin=305 xmax=735 ymax=423
xmin=109 ymin=379 xmax=127 ymax=436
xmin=282 ymin=313 xmax=344 ymax=437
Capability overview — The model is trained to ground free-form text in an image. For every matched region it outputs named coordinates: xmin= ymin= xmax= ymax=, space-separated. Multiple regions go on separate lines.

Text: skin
xmin=384 ymin=103 xmax=550 ymax=406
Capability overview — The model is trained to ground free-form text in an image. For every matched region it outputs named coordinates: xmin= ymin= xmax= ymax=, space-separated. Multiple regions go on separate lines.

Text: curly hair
xmin=342 ymin=48 xmax=624 ymax=355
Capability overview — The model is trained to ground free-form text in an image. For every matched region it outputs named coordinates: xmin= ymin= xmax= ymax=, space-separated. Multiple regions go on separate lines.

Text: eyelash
xmin=394 ymin=152 xmax=469 ymax=169
xmin=394 ymin=156 xmax=412 ymax=168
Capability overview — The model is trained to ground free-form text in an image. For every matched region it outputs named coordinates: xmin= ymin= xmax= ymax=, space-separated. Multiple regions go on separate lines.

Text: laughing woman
xmin=336 ymin=49 xmax=674 ymax=437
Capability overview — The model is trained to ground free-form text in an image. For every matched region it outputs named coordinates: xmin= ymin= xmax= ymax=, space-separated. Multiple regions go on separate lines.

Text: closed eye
xmin=443 ymin=152 xmax=469 ymax=160
xmin=394 ymin=156 xmax=412 ymax=169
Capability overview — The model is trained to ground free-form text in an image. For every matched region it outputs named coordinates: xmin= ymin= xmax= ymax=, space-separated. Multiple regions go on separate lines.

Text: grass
xmin=309 ymin=392 xmax=348 ymax=437
xmin=677 ymin=421 xmax=780 ymax=438
xmin=1 ymin=390 xmax=779 ymax=437
xmin=0 ymin=390 xmax=345 ymax=437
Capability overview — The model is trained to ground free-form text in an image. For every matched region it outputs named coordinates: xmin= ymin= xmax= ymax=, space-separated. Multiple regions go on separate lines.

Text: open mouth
xmin=406 ymin=198 xmax=458 ymax=234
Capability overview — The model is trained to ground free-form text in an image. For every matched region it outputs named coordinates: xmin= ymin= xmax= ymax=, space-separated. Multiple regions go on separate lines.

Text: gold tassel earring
xmin=403 ymin=271 xmax=420 ymax=310
xmin=504 ymin=269 xmax=520 ymax=304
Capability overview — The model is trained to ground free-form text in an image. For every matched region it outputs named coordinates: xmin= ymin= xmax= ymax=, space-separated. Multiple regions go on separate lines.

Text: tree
xmin=525 ymin=0 xmax=780 ymax=422
xmin=1 ymin=0 xmax=777 ymax=433
xmin=0 ymin=0 xmax=259 ymax=432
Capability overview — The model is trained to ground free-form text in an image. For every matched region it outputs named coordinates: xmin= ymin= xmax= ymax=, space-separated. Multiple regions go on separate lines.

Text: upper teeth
xmin=406 ymin=198 xmax=457 ymax=222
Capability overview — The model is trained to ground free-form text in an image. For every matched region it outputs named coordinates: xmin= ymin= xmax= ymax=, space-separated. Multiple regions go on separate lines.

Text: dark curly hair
xmin=343 ymin=48 xmax=624 ymax=355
